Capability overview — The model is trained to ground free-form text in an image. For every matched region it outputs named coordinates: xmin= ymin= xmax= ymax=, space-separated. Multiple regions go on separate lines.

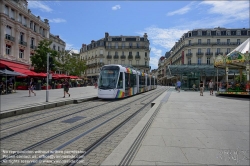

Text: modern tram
xmin=98 ymin=65 xmax=157 ymax=99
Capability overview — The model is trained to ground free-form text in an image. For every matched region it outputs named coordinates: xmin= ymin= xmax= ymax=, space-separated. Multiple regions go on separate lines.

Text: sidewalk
xmin=0 ymin=86 xmax=98 ymax=118
xmin=102 ymin=88 xmax=249 ymax=165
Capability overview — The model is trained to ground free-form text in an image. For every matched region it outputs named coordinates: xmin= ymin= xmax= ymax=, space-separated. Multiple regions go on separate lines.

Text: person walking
xmin=63 ymin=79 xmax=70 ymax=98
xmin=200 ymin=80 xmax=204 ymax=96
xmin=28 ymin=78 xmax=36 ymax=97
xmin=209 ymin=79 xmax=214 ymax=95
xmin=176 ymin=79 xmax=181 ymax=93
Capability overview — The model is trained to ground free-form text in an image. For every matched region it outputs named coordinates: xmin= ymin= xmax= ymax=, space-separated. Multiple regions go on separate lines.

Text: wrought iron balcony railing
xmin=19 ymin=40 xmax=27 ymax=46
xmin=5 ymin=34 xmax=15 ymax=42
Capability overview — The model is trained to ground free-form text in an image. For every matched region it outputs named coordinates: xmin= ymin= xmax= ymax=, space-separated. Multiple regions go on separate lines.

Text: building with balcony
xmin=0 ymin=0 xmax=51 ymax=69
xmin=165 ymin=27 xmax=250 ymax=88
xmin=80 ymin=32 xmax=151 ymax=81
xmin=49 ymin=34 xmax=66 ymax=52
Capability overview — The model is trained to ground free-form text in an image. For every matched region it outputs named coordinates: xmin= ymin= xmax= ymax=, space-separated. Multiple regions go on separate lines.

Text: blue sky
xmin=27 ymin=0 xmax=249 ymax=70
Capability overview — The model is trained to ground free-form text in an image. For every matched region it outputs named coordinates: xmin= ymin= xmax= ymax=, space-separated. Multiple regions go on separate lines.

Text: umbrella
xmin=0 ymin=69 xmax=27 ymax=76
xmin=0 ymin=69 xmax=27 ymax=94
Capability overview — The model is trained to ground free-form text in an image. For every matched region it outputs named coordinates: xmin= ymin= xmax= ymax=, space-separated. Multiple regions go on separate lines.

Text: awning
xmin=69 ymin=76 xmax=79 ymax=79
xmin=0 ymin=60 xmax=29 ymax=70
xmin=10 ymin=67 xmax=39 ymax=76
xmin=52 ymin=74 xmax=70 ymax=79
xmin=0 ymin=60 xmax=40 ymax=77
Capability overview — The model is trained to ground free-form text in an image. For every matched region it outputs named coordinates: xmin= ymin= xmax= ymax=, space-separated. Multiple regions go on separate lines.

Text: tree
xmin=68 ymin=53 xmax=86 ymax=77
xmin=31 ymin=39 xmax=57 ymax=72
xmin=55 ymin=51 xmax=86 ymax=77
xmin=55 ymin=50 xmax=71 ymax=73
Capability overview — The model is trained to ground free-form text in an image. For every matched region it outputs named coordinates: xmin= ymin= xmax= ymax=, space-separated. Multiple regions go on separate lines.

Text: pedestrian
xmin=63 ymin=79 xmax=70 ymax=98
xmin=209 ymin=79 xmax=214 ymax=95
xmin=200 ymin=80 xmax=204 ymax=96
xmin=94 ymin=81 xmax=98 ymax=89
xmin=176 ymin=79 xmax=181 ymax=92
xmin=192 ymin=83 xmax=196 ymax=91
xmin=28 ymin=78 xmax=36 ymax=97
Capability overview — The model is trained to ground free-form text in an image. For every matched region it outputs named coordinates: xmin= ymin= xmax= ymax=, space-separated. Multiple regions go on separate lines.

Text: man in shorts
xmin=209 ymin=79 xmax=214 ymax=95
xmin=176 ymin=79 xmax=181 ymax=93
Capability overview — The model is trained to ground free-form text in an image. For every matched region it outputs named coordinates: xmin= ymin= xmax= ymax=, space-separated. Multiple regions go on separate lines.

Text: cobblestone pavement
xmin=0 ymin=87 xmax=168 ymax=166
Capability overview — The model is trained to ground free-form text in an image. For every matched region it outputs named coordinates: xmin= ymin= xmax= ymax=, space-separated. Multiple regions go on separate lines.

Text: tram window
xmin=139 ymin=76 xmax=145 ymax=87
xmin=151 ymin=78 xmax=154 ymax=85
xmin=117 ymin=72 xmax=123 ymax=89
xmin=147 ymin=77 xmax=150 ymax=86
xmin=131 ymin=74 xmax=136 ymax=87
xmin=99 ymin=69 xmax=119 ymax=89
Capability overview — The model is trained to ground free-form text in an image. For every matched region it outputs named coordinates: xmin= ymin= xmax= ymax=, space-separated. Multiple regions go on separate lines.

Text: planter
xmin=36 ymin=83 xmax=41 ymax=90
xmin=17 ymin=86 xmax=28 ymax=90
xmin=56 ymin=84 xmax=62 ymax=89
xmin=41 ymin=86 xmax=51 ymax=90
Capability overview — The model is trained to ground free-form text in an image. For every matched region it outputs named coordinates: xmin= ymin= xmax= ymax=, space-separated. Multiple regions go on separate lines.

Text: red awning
xmin=69 ymin=75 xmax=79 ymax=79
xmin=52 ymin=74 xmax=70 ymax=79
xmin=0 ymin=60 xmax=41 ymax=77
xmin=10 ymin=67 xmax=39 ymax=76
xmin=0 ymin=60 xmax=29 ymax=70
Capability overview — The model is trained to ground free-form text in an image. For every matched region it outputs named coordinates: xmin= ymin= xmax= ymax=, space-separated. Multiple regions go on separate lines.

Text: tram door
xmin=125 ymin=73 xmax=130 ymax=97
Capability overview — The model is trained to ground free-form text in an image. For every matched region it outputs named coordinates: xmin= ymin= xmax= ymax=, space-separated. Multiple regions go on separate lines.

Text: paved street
xmin=0 ymin=87 xmax=167 ymax=166
xmin=0 ymin=86 xmax=98 ymax=112
xmin=0 ymin=87 xmax=249 ymax=165
xmin=102 ymin=87 xmax=250 ymax=165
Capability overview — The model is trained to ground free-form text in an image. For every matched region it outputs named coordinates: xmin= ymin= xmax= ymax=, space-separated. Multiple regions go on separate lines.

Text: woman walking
xmin=29 ymin=78 xmax=36 ymax=97
xmin=200 ymin=80 xmax=204 ymax=96
xmin=63 ymin=79 xmax=70 ymax=98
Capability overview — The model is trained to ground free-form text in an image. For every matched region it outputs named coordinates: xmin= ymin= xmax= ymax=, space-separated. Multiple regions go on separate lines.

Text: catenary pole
xmin=46 ymin=53 xmax=49 ymax=102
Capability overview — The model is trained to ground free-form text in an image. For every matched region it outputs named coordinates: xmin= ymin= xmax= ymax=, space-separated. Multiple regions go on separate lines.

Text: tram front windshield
xmin=98 ymin=66 xmax=119 ymax=89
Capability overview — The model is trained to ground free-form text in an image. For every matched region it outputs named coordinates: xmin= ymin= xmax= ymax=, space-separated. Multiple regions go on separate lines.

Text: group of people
xmin=28 ymin=78 xmax=71 ymax=98
xmin=0 ymin=77 xmax=14 ymax=94
xmin=176 ymin=79 xmax=214 ymax=96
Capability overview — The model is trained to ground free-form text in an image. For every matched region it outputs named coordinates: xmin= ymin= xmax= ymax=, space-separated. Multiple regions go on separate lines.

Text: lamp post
xmin=46 ymin=53 xmax=49 ymax=102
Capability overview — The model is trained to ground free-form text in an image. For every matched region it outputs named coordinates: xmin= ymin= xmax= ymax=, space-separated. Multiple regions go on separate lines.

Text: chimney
xmin=44 ymin=19 xmax=49 ymax=24
xmin=144 ymin=33 xmax=148 ymax=38
xmin=105 ymin=32 xmax=109 ymax=38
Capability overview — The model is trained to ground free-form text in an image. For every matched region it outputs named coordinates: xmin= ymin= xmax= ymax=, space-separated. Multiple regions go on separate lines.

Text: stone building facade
xmin=80 ymin=32 xmax=150 ymax=81
xmin=0 ymin=0 xmax=65 ymax=70
xmin=158 ymin=27 xmax=250 ymax=87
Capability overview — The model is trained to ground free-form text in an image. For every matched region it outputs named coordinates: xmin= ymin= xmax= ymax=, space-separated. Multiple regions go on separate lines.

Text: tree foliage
xmin=31 ymin=39 xmax=57 ymax=72
xmin=55 ymin=51 xmax=86 ymax=77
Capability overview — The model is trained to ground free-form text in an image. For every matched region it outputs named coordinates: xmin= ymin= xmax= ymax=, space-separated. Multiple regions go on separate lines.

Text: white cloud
xmin=167 ymin=5 xmax=191 ymax=16
xmin=139 ymin=26 xmax=189 ymax=49
xmin=27 ymin=1 xmax=52 ymax=12
xmin=138 ymin=27 xmax=189 ymax=70
xmin=112 ymin=5 xmax=121 ymax=10
xmin=150 ymin=47 xmax=163 ymax=69
xmin=66 ymin=43 xmax=79 ymax=54
xmin=49 ymin=18 xmax=66 ymax=23
xmin=200 ymin=1 xmax=249 ymax=20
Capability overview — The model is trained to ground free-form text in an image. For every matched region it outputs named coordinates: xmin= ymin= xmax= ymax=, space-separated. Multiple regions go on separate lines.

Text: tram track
xmin=65 ymin=88 xmax=170 ymax=166
xmin=0 ymin=87 xmax=166 ymax=164
xmin=1 ymin=88 xmax=163 ymax=138
xmin=0 ymin=100 xmax=110 ymax=132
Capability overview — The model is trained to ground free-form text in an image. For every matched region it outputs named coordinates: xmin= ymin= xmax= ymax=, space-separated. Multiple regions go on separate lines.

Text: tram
xmin=98 ymin=65 xmax=156 ymax=99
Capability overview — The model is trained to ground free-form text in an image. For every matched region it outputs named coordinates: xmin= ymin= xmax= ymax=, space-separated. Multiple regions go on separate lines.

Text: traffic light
xmin=49 ymin=56 xmax=55 ymax=70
